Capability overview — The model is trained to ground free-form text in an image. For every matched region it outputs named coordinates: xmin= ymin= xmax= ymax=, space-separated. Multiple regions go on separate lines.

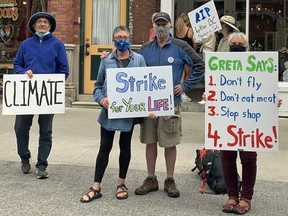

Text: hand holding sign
xmin=25 ymin=69 xmax=33 ymax=78
xmin=100 ymin=97 xmax=109 ymax=109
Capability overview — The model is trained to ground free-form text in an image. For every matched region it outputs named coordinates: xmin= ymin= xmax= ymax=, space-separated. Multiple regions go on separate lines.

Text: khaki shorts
xmin=140 ymin=106 xmax=182 ymax=148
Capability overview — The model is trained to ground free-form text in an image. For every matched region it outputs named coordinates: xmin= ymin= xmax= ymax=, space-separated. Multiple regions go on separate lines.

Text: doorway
xmin=83 ymin=0 xmax=127 ymax=94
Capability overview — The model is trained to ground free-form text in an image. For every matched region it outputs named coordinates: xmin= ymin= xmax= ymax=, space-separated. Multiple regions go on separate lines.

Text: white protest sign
xmin=107 ymin=66 xmax=174 ymax=119
xmin=2 ymin=74 xmax=65 ymax=115
xmin=205 ymin=52 xmax=279 ymax=152
xmin=188 ymin=0 xmax=221 ymax=41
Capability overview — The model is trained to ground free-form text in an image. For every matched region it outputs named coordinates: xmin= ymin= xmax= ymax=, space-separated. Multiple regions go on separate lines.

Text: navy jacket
xmin=14 ymin=34 xmax=69 ymax=79
xmin=139 ymin=36 xmax=205 ymax=106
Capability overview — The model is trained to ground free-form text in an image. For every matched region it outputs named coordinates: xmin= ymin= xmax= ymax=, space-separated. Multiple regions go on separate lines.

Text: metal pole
xmin=284 ymin=0 xmax=287 ymax=28
xmin=246 ymin=0 xmax=250 ymax=38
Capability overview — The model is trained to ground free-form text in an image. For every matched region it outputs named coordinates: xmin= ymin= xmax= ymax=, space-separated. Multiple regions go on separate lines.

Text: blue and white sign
xmin=188 ymin=0 xmax=221 ymax=41
xmin=107 ymin=66 xmax=175 ymax=119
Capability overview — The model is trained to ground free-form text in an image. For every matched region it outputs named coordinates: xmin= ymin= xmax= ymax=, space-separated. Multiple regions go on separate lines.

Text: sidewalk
xmin=0 ymin=106 xmax=288 ymax=216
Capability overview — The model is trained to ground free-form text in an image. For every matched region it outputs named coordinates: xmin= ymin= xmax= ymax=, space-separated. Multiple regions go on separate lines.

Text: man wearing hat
xmin=217 ymin=15 xmax=240 ymax=52
xmin=14 ymin=12 xmax=69 ymax=179
xmin=134 ymin=12 xmax=205 ymax=198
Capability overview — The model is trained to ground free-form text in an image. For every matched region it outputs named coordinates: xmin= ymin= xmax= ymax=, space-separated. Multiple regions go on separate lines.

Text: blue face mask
xmin=35 ymin=31 xmax=50 ymax=38
xmin=114 ymin=39 xmax=130 ymax=52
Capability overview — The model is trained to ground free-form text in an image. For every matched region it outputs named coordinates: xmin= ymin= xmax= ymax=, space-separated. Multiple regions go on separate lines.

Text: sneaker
xmin=181 ymin=93 xmax=191 ymax=102
xmin=20 ymin=159 xmax=31 ymax=174
xmin=164 ymin=177 xmax=180 ymax=198
xmin=36 ymin=167 xmax=49 ymax=179
xmin=135 ymin=176 xmax=159 ymax=195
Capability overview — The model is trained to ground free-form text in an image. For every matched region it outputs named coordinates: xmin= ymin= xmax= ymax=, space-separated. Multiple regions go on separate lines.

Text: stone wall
xmin=65 ymin=44 xmax=79 ymax=107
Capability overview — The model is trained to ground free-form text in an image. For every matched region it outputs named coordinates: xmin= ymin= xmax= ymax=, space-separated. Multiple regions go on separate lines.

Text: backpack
xmin=191 ymin=149 xmax=227 ymax=194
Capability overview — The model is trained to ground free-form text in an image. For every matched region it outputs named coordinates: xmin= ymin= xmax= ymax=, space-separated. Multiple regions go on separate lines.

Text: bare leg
xmin=165 ymin=146 xmax=176 ymax=178
xmin=146 ymin=143 xmax=157 ymax=176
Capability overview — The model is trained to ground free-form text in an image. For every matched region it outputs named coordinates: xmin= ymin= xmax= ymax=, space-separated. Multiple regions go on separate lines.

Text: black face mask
xmin=229 ymin=44 xmax=246 ymax=52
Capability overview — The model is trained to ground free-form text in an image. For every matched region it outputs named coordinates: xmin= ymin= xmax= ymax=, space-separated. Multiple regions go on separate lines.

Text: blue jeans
xmin=14 ymin=114 xmax=54 ymax=168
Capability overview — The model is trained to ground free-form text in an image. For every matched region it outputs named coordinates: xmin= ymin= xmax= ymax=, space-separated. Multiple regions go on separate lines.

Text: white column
xmin=245 ymin=0 xmax=250 ymax=38
xmin=161 ymin=0 xmax=174 ymax=36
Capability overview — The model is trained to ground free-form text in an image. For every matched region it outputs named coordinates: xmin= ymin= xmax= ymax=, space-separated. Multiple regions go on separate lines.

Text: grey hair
xmin=228 ymin=32 xmax=249 ymax=51
xmin=112 ymin=25 xmax=130 ymax=41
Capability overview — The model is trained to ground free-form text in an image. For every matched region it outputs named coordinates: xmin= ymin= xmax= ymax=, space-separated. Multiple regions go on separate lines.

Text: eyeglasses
xmin=36 ymin=19 xmax=50 ymax=25
xmin=114 ymin=36 xmax=129 ymax=40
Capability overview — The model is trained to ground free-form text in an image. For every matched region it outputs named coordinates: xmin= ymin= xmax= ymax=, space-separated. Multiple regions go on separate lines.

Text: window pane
xmin=92 ymin=0 xmax=120 ymax=45
xmin=0 ymin=1 xmax=29 ymax=63
xmin=0 ymin=0 xmax=48 ymax=64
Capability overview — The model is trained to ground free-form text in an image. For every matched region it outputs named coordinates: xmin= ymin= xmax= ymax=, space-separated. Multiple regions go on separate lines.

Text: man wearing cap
xmin=217 ymin=15 xmax=240 ymax=52
xmin=134 ymin=12 xmax=205 ymax=198
xmin=14 ymin=12 xmax=69 ymax=179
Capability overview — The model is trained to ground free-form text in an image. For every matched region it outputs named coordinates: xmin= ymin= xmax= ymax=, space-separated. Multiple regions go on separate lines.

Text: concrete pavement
xmin=0 ymin=105 xmax=288 ymax=216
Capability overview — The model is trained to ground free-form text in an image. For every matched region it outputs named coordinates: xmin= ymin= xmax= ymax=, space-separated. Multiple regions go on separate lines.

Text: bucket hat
xmin=220 ymin=15 xmax=239 ymax=32
xmin=28 ymin=12 xmax=56 ymax=34
xmin=279 ymin=47 xmax=288 ymax=53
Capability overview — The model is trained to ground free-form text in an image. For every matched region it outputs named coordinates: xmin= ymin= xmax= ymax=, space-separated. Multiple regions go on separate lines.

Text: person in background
xmin=13 ymin=12 xmax=69 ymax=179
xmin=175 ymin=12 xmax=198 ymax=102
xmin=193 ymin=33 xmax=216 ymax=54
xmin=148 ymin=12 xmax=157 ymax=41
xmin=80 ymin=25 xmax=146 ymax=203
xmin=134 ymin=12 xmax=205 ymax=198
xmin=197 ymin=15 xmax=239 ymax=105
xmin=217 ymin=15 xmax=239 ymax=52
xmin=175 ymin=12 xmax=197 ymax=50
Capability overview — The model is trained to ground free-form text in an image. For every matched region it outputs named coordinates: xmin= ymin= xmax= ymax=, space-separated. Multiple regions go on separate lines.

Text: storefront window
xmin=0 ymin=0 xmax=47 ymax=64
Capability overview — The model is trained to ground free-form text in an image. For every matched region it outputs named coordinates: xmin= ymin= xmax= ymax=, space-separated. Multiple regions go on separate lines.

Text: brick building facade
xmin=129 ymin=0 xmax=160 ymax=43
xmin=48 ymin=0 xmax=160 ymax=45
xmin=49 ymin=0 xmax=81 ymax=45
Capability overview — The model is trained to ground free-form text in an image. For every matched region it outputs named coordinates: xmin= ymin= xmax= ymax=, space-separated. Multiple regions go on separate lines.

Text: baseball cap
xmin=153 ymin=12 xmax=171 ymax=23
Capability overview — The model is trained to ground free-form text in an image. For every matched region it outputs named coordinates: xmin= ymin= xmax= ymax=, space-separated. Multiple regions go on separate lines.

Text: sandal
xmin=116 ymin=184 xmax=128 ymax=200
xmin=233 ymin=199 xmax=251 ymax=215
xmin=80 ymin=187 xmax=102 ymax=203
xmin=222 ymin=198 xmax=239 ymax=213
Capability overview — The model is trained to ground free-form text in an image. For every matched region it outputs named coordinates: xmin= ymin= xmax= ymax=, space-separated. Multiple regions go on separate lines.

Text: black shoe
xmin=36 ymin=167 xmax=49 ymax=179
xmin=20 ymin=159 xmax=31 ymax=174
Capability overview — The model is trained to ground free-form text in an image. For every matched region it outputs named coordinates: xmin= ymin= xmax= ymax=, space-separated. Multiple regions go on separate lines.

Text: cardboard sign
xmin=188 ymin=0 xmax=221 ymax=41
xmin=205 ymin=52 xmax=279 ymax=152
xmin=106 ymin=66 xmax=174 ymax=119
xmin=2 ymin=74 xmax=65 ymax=115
